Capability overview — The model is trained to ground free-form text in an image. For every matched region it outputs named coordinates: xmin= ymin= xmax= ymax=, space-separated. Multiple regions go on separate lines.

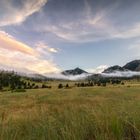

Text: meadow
xmin=0 ymin=83 xmax=140 ymax=140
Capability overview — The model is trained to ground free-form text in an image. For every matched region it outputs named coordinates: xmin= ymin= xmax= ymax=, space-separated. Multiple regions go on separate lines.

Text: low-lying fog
xmin=101 ymin=71 xmax=140 ymax=78
xmin=44 ymin=71 xmax=140 ymax=80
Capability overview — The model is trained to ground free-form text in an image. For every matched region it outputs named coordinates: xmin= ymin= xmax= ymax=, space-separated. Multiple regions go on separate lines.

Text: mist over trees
xmin=0 ymin=71 xmax=41 ymax=92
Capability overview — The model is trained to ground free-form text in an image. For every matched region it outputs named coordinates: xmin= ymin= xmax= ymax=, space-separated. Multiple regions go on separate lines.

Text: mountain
xmin=123 ymin=60 xmax=140 ymax=71
xmin=62 ymin=67 xmax=88 ymax=76
xmin=103 ymin=60 xmax=140 ymax=75
xmin=103 ymin=65 xmax=127 ymax=73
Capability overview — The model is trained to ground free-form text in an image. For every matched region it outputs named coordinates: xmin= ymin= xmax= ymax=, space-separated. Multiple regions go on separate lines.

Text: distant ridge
xmin=123 ymin=60 xmax=140 ymax=71
xmin=62 ymin=67 xmax=88 ymax=76
xmin=1 ymin=59 xmax=140 ymax=80
xmin=103 ymin=65 xmax=127 ymax=73
xmin=103 ymin=60 xmax=140 ymax=73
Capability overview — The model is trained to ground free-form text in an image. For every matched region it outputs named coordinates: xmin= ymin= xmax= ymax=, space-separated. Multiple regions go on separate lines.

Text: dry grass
xmin=0 ymin=85 xmax=140 ymax=140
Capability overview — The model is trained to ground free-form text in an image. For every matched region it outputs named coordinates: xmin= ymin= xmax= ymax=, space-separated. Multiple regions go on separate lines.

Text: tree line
xmin=0 ymin=71 xmax=125 ymax=92
xmin=0 ymin=71 xmax=51 ymax=92
xmin=75 ymin=79 xmax=124 ymax=87
xmin=57 ymin=79 xmax=124 ymax=89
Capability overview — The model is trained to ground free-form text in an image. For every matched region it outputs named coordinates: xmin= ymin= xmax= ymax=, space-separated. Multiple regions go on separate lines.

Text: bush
xmin=42 ymin=84 xmax=47 ymax=88
xmin=121 ymin=82 xmax=125 ymax=85
xmin=0 ymin=84 xmax=3 ymax=91
xmin=58 ymin=84 xmax=63 ymax=89
xmin=66 ymin=84 xmax=69 ymax=88
xmin=97 ymin=82 xmax=101 ymax=86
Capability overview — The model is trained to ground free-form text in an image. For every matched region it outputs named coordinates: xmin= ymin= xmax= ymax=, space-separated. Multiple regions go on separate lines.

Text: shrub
xmin=66 ymin=84 xmax=69 ymax=88
xmin=42 ymin=84 xmax=47 ymax=88
xmin=58 ymin=84 xmax=63 ymax=89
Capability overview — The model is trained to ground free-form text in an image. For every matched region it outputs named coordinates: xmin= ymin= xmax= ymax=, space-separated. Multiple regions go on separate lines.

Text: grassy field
xmin=0 ymin=84 xmax=140 ymax=140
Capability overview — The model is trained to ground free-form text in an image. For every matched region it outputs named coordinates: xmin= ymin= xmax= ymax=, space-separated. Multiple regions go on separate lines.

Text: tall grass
xmin=0 ymin=87 xmax=139 ymax=140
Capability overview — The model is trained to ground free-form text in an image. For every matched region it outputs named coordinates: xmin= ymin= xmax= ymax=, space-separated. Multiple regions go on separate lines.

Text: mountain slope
xmin=62 ymin=67 xmax=88 ymax=76
xmin=123 ymin=60 xmax=140 ymax=71
xmin=103 ymin=65 xmax=127 ymax=73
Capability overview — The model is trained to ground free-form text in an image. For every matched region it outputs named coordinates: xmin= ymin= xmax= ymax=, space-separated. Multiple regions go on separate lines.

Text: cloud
xmin=48 ymin=48 xmax=58 ymax=53
xmin=0 ymin=31 xmax=37 ymax=55
xmin=35 ymin=42 xmax=59 ymax=56
xmin=32 ymin=0 xmax=116 ymax=43
xmin=41 ymin=19 xmax=140 ymax=43
xmin=87 ymin=65 xmax=108 ymax=74
xmin=101 ymin=71 xmax=140 ymax=78
xmin=1 ymin=0 xmax=140 ymax=44
xmin=0 ymin=0 xmax=47 ymax=26
xmin=0 ymin=30 xmax=60 ymax=74
xmin=113 ymin=23 xmax=140 ymax=39
xmin=45 ymin=73 xmax=92 ymax=81
xmin=31 ymin=0 xmax=140 ymax=43
xmin=39 ymin=21 xmax=108 ymax=43
xmin=31 ymin=0 xmax=116 ymax=43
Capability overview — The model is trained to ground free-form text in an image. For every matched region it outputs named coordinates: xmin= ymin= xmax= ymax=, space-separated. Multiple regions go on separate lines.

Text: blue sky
xmin=0 ymin=0 xmax=140 ymax=74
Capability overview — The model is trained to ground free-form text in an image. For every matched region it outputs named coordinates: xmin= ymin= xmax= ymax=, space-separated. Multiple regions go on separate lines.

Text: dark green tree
xmin=58 ymin=83 xmax=63 ymax=89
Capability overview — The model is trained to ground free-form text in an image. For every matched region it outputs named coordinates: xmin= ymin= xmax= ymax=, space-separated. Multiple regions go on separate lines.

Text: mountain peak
xmin=103 ymin=60 xmax=140 ymax=73
xmin=62 ymin=67 xmax=88 ymax=76
xmin=74 ymin=67 xmax=82 ymax=70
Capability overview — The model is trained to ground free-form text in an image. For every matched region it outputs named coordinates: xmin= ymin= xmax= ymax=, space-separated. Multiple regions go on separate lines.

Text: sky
xmin=0 ymin=0 xmax=140 ymax=74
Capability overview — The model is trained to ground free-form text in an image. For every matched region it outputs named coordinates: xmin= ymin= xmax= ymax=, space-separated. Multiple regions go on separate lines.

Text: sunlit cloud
xmin=48 ymin=48 xmax=58 ymax=53
xmin=35 ymin=42 xmax=59 ymax=55
xmin=0 ymin=0 xmax=140 ymax=72
xmin=0 ymin=31 xmax=37 ymax=55
xmin=0 ymin=31 xmax=60 ymax=74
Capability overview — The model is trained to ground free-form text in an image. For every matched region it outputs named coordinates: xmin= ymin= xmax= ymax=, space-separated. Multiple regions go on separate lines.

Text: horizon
xmin=0 ymin=59 xmax=139 ymax=74
xmin=0 ymin=0 xmax=140 ymax=74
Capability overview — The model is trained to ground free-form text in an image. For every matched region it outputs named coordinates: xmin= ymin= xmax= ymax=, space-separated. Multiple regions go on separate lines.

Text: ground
xmin=0 ymin=82 xmax=140 ymax=140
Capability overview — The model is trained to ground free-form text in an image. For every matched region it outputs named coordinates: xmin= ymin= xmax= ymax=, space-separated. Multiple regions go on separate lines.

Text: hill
xmin=61 ymin=67 xmax=88 ymax=76
xmin=103 ymin=65 xmax=127 ymax=73
xmin=103 ymin=60 xmax=140 ymax=73
xmin=123 ymin=60 xmax=140 ymax=71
